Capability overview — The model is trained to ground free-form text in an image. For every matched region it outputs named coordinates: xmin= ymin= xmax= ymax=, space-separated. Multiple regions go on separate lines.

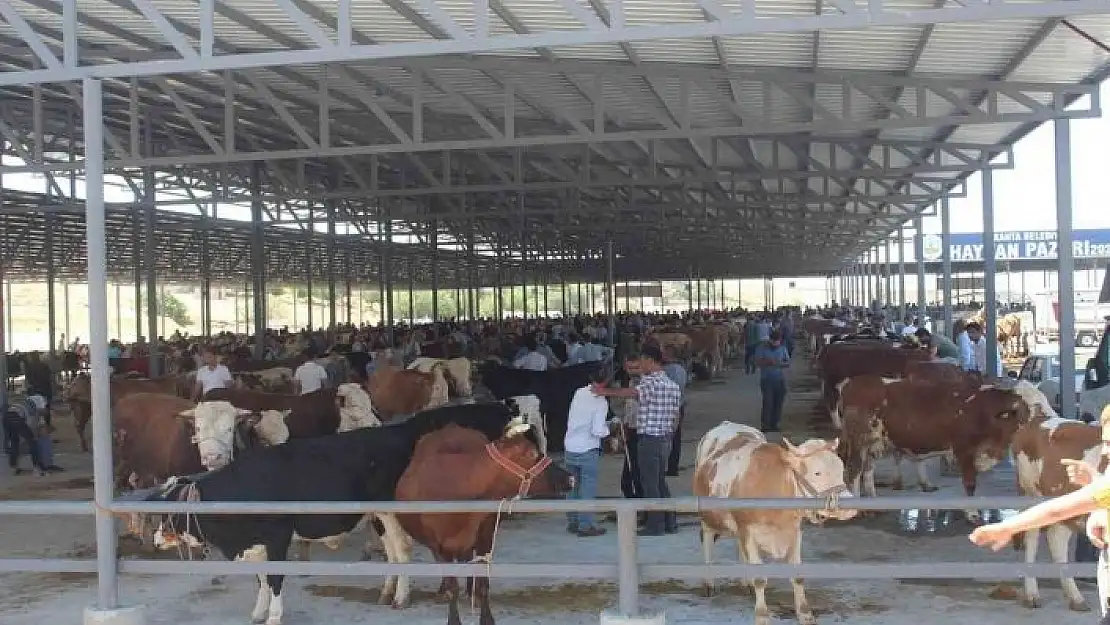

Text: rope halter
xmin=790 ymin=468 xmax=847 ymax=525
xmin=485 ymin=441 xmax=552 ymax=499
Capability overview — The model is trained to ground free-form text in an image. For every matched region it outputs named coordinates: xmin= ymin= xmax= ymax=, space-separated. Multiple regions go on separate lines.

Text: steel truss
xmin=0 ymin=0 xmax=1105 ymax=84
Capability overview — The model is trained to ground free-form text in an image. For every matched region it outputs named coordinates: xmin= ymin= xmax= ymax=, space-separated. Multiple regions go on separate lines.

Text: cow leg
xmin=1020 ymin=528 xmax=1042 ymax=608
xmin=262 ymin=574 xmax=286 ymax=625
xmin=1046 ymin=524 xmax=1090 ymax=612
xmin=914 ymin=458 xmax=937 ymax=492
xmin=473 ymin=521 xmax=497 ymax=625
xmin=862 ymin=460 xmax=878 ymax=499
xmin=443 ymin=566 xmax=463 ymax=625
xmin=700 ymin=524 xmax=717 ymax=597
xmin=376 ymin=513 xmax=412 ymax=609
xmin=956 ymin=455 xmax=983 ymax=523
xmin=251 ymin=575 xmax=273 ymax=624
xmin=740 ymin=534 xmax=771 ymax=625
xmin=890 ymin=451 xmax=905 ymax=491
xmin=787 ymin=528 xmax=816 ymax=625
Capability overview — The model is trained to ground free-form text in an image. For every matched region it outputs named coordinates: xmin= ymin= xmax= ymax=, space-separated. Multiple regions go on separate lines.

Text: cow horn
xmin=780 ymin=437 xmax=798 ymax=452
xmin=176 ymin=408 xmax=196 ymax=420
xmin=505 ymin=422 xmax=532 ymax=438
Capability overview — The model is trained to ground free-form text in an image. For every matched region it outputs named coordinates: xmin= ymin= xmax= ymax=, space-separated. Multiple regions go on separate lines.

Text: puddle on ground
xmin=852 ymin=508 xmax=1018 ymax=537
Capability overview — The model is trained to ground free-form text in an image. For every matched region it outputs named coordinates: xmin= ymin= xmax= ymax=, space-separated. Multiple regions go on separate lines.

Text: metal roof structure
xmin=0 ymin=0 xmax=1108 ymax=285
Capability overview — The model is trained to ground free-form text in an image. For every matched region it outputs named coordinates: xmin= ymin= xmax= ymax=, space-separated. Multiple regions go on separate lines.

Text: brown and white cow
xmin=694 ymin=421 xmax=855 ymax=625
xmin=836 ymin=377 xmax=1037 ymax=504
xmin=407 ymin=356 xmax=474 ymax=398
xmin=366 ymin=363 xmax=448 ymax=420
xmin=234 ymin=367 xmax=294 ymax=394
xmin=1011 ymin=412 xmax=1105 ymax=612
xmin=818 ymin=342 xmax=931 ymax=428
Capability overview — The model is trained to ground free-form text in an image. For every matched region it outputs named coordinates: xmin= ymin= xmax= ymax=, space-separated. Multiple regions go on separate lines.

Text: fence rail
xmin=0 ymin=494 xmax=1092 ymax=619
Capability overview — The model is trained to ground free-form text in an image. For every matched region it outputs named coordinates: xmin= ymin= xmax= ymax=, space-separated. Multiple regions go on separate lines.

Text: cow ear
xmin=780 ymin=437 xmax=798 ymax=453
xmin=826 ymin=438 xmax=840 ymax=452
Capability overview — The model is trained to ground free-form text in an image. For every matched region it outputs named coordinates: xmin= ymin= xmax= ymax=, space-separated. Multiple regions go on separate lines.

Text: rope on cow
xmin=790 ymin=469 xmax=844 ymax=526
xmin=468 ymin=497 xmax=513 ymax=612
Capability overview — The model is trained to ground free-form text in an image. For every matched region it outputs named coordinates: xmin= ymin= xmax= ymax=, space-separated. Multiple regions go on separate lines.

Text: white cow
xmin=509 ymin=394 xmax=545 ymax=454
xmin=693 ymin=422 xmax=856 ymax=625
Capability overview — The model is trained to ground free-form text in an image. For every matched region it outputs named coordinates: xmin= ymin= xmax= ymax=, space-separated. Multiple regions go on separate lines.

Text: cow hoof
xmin=391 ymin=599 xmax=410 ymax=610
xmin=920 ymin=485 xmax=939 ymax=493
xmin=378 ymin=593 xmax=393 ymax=606
xmin=701 ymin=585 xmax=715 ymax=598
xmin=798 ymin=612 xmax=817 ymax=625
xmin=251 ymin=616 xmax=266 ymax=625
xmin=1021 ymin=596 xmax=1042 ymax=609
xmin=890 ymin=482 xmax=904 ymax=491
xmin=1069 ymin=600 xmax=1091 ymax=613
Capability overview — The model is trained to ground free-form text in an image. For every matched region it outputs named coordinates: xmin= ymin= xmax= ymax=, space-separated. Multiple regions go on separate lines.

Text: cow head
xmin=507 ymin=394 xmax=542 ymax=429
xmin=177 ymin=401 xmax=254 ymax=470
xmin=782 ymin=437 xmax=857 ymax=522
xmin=490 ymin=419 xmax=573 ymax=497
xmin=336 ymin=382 xmax=380 ymax=432
xmin=963 ymin=386 xmax=1035 ymax=472
xmin=253 ymin=410 xmax=291 ymax=445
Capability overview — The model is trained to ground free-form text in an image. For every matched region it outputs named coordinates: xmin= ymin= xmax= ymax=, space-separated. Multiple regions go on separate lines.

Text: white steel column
xmin=982 ymin=168 xmax=999 ymax=377
xmin=143 ymin=162 xmax=158 ymax=375
xmin=897 ymin=228 xmax=906 ymax=318
xmin=915 ymin=216 xmax=926 ymax=313
xmin=941 ymin=198 xmax=954 ymax=335
xmin=1056 ymin=119 xmax=1077 ymax=419
xmin=83 ymin=76 xmax=121 ymax=614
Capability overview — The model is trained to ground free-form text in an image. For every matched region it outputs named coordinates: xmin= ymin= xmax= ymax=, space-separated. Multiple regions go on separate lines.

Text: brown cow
xmin=817 ymin=342 xmax=931 ymax=428
xmin=395 ymin=421 xmax=571 ymax=625
xmin=112 ymin=393 xmax=263 ymax=542
xmin=366 ymin=363 xmax=448 ymax=420
xmin=203 ymin=387 xmax=340 ymax=441
xmin=836 ymin=377 xmax=1037 ymax=512
xmin=682 ymin=326 xmax=724 ymax=378
xmin=233 ymin=367 xmax=294 ymax=393
xmin=66 ymin=372 xmax=190 ymax=452
xmin=1011 ymin=412 xmax=1104 ymax=611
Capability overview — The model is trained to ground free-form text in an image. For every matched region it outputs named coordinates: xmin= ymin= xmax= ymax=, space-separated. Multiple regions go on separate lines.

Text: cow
xmin=836 ymin=377 xmax=1040 ymax=508
xmin=479 ymin=360 xmax=607 ymax=452
xmin=202 ymin=383 xmax=375 ymax=442
xmin=395 ymin=421 xmax=572 ymax=625
xmin=816 ymin=342 xmax=931 ymax=428
xmin=113 ymin=393 xmax=266 ymax=542
xmin=407 ymin=356 xmax=474 ymax=398
xmin=1011 ymin=412 xmax=1104 ymax=612
xmin=146 ymin=401 xmax=539 ymax=621
xmin=66 ymin=372 xmax=191 ymax=452
xmin=683 ymin=326 xmax=724 ymax=378
xmin=693 ymin=422 xmax=855 ymax=625
xmin=367 ymin=363 xmax=449 ymax=420
xmin=234 ymin=367 xmax=294 ymax=394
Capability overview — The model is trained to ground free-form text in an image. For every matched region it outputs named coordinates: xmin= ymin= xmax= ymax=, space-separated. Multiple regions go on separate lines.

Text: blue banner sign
xmin=920 ymin=229 xmax=1110 ymax=262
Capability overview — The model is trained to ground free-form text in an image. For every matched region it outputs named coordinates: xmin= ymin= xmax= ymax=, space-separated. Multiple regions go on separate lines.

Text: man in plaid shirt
xmin=593 ymin=344 xmax=681 ymax=535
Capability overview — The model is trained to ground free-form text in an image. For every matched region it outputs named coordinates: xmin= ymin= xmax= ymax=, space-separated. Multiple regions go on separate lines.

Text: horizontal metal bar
xmin=0 ymin=500 xmax=93 ymax=515
xmin=0 ymin=495 xmax=1053 ymax=516
xmin=0 ymin=559 xmax=1092 ymax=581
xmin=0 ymin=0 xmax=1107 ymax=86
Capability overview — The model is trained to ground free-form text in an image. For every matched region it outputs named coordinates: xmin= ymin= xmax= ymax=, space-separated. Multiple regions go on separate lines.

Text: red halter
xmin=485 ymin=442 xmax=552 ymax=499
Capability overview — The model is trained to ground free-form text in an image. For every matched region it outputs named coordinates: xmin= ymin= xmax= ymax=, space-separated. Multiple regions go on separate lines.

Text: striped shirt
xmin=634 ymin=371 xmax=682 ymax=437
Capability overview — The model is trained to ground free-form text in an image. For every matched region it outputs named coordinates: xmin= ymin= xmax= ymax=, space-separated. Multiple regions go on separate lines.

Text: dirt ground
xmin=0 ymin=351 xmax=1100 ymax=625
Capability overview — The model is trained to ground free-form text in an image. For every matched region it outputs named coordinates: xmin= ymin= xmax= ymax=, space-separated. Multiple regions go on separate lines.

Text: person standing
xmin=23 ymin=352 xmax=54 ymax=428
xmin=293 ymin=349 xmax=330 ymax=395
xmin=662 ymin=353 xmax=688 ymax=477
xmin=592 ymin=345 xmax=681 ymax=536
xmin=754 ymin=329 xmax=791 ymax=433
xmin=563 ymin=368 xmax=613 ymax=537
xmin=193 ymin=347 xmax=234 ymax=401
xmin=744 ymin=315 xmax=761 ymax=375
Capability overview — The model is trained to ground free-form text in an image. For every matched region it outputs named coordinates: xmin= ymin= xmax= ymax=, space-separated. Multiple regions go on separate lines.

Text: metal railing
xmin=0 ymin=494 xmax=1094 ymax=619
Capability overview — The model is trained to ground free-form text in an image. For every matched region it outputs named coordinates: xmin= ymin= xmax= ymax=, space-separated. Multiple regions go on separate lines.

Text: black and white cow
xmin=146 ymin=401 xmax=531 ymax=624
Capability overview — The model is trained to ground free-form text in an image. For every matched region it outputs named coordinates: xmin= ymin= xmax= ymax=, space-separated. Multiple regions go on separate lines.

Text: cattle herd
xmin=4 ymin=308 xmax=1106 ymax=625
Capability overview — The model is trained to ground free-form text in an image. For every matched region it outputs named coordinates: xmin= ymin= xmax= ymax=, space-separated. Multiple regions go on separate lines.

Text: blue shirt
xmin=754 ymin=342 xmax=790 ymax=380
xmin=662 ymin=362 xmax=688 ymax=406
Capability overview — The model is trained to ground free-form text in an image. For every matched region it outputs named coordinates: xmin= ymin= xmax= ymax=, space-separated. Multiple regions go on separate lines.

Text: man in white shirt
xmin=193 ymin=347 xmax=233 ymax=400
xmin=958 ymin=322 xmax=982 ymax=372
xmin=563 ymin=368 xmax=613 ymax=537
xmin=293 ymin=350 xmax=330 ymax=395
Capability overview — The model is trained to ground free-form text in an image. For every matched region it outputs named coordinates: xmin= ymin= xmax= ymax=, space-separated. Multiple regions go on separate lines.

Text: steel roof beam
xmin=0 ymin=0 xmax=1106 ymax=85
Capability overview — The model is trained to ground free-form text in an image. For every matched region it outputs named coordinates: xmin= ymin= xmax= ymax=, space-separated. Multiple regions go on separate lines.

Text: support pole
xmin=84 ymin=76 xmax=123 ymax=614
xmin=606 ymin=240 xmax=616 ymax=347
xmin=383 ymin=208 xmax=394 ymax=339
xmin=408 ymin=257 xmax=415 ymax=324
xmin=430 ymin=221 xmax=439 ymax=322
xmin=250 ymin=163 xmax=266 ymax=359
xmin=885 ymin=238 xmax=893 ymax=308
xmin=915 ymin=216 xmax=926 ymax=314
xmin=898 ymin=228 xmax=907 ymax=319
xmin=143 ymin=164 xmax=158 ymax=376
xmin=46 ymin=213 xmax=56 ymax=355
xmin=306 ymin=211 xmax=314 ymax=331
xmin=133 ymin=205 xmax=141 ymax=342
xmin=982 ymin=168 xmax=999 ymax=377
xmin=941 ymin=198 xmax=954 ymax=336
xmin=326 ymin=200 xmax=337 ymax=329
xmin=1056 ymin=119 xmax=1077 ymax=419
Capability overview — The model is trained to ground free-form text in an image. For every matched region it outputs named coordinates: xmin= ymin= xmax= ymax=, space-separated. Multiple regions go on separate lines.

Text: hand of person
xmin=1061 ymin=458 xmax=1096 ymax=487
xmin=969 ymin=523 xmax=1016 ymax=551
xmin=1087 ymin=509 xmax=1109 ymax=549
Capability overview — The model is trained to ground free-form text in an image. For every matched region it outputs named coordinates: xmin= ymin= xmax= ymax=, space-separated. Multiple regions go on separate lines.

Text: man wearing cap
xmin=3 ymin=394 xmax=53 ymax=476
xmin=591 ymin=344 xmax=682 ymax=536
